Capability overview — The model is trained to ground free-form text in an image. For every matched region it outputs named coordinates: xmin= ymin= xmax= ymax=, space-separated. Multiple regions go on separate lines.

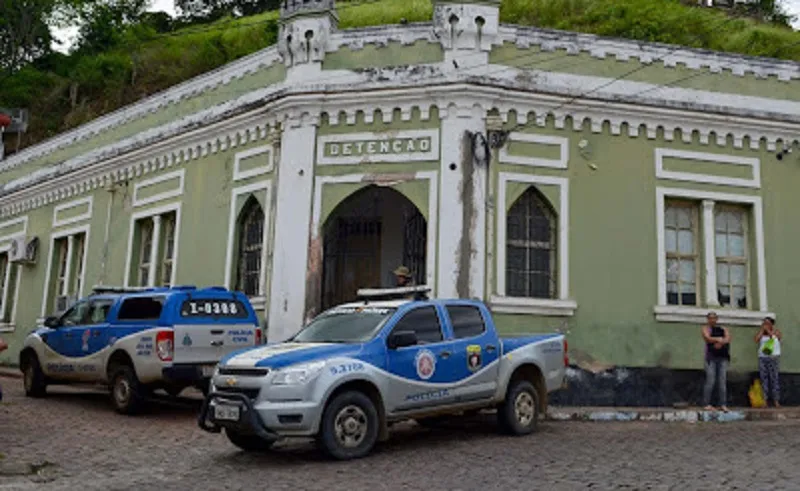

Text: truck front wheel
xmin=498 ymin=380 xmax=539 ymax=435
xmin=318 ymin=390 xmax=379 ymax=460
xmin=22 ymin=353 xmax=47 ymax=398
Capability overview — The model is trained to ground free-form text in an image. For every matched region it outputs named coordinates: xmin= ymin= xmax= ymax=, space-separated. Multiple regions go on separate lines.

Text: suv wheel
xmin=318 ymin=390 xmax=379 ymax=460
xmin=225 ymin=429 xmax=275 ymax=452
xmin=497 ymin=379 xmax=539 ymax=435
xmin=22 ymin=353 xmax=47 ymax=398
xmin=110 ymin=365 xmax=146 ymax=415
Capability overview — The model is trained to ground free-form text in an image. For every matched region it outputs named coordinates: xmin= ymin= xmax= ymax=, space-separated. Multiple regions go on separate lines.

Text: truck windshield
xmin=291 ymin=306 xmax=397 ymax=343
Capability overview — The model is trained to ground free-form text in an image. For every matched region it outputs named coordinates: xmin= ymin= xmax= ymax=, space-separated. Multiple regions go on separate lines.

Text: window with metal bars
xmin=236 ymin=197 xmax=265 ymax=297
xmin=505 ymin=187 xmax=557 ymax=299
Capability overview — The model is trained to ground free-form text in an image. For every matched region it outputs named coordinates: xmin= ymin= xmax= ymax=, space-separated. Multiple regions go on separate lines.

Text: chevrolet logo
xmin=225 ymin=377 xmax=238 ymax=387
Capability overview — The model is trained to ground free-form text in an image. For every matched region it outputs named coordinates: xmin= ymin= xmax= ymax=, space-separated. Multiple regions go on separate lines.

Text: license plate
xmin=214 ymin=404 xmax=240 ymax=421
xmin=201 ymin=365 xmax=216 ymax=377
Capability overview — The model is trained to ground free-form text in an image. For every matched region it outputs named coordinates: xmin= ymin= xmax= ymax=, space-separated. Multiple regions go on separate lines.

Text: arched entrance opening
xmin=321 ymin=185 xmax=427 ymax=310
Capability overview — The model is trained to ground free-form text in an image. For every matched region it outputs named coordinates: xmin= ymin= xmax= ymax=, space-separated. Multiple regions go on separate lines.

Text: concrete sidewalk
xmin=547 ymin=405 xmax=800 ymax=422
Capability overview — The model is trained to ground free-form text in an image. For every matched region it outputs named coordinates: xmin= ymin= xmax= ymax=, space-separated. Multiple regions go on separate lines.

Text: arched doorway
xmin=321 ymin=185 xmax=427 ymax=310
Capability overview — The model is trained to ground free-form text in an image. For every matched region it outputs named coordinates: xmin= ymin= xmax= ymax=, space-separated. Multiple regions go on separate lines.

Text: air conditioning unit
xmin=9 ymin=235 xmax=38 ymax=264
xmin=55 ymin=295 xmax=78 ymax=313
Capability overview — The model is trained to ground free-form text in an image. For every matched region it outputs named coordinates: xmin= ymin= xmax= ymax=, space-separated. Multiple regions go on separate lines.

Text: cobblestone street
xmin=2 ymin=376 xmax=799 ymax=491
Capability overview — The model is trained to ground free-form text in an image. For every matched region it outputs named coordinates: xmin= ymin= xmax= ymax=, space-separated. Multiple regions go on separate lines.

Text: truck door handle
xmin=486 ymin=344 xmax=496 ymax=352
xmin=211 ymin=340 xmax=224 ymax=347
xmin=438 ymin=350 xmax=451 ymax=359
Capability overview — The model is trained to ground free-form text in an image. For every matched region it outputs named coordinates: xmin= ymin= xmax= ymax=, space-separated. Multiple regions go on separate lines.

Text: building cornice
xmin=498 ymin=25 xmax=800 ymax=81
xmin=2 ymin=19 xmax=798 ymax=175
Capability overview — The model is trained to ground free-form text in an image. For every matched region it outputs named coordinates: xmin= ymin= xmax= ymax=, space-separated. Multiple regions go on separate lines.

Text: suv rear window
xmin=180 ymin=299 xmax=248 ymax=319
xmin=118 ymin=296 xmax=165 ymax=321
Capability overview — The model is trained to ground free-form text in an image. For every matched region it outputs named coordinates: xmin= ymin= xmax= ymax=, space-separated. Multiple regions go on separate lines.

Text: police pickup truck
xmin=198 ymin=286 xmax=568 ymax=460
xmin=20 ymin=285 xmax=261 ymax=414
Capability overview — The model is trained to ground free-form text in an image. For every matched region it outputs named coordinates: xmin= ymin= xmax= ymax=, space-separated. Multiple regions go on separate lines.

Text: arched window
xmin=506 ymin=187 xmax=557 ymax=299
xmin=236 ymin=197 xmax=265 ymax=296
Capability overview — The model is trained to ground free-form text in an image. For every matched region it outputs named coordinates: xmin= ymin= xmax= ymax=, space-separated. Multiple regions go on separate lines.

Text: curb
xmin=546 ymin=407 xmax=800 ymax=422
xmin=0 ymin=368 xmax=22 ymax=379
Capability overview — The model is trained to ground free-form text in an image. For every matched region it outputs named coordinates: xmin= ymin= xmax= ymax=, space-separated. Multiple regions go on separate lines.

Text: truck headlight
xmin=271 ymin=360 xmax=326 ymax=386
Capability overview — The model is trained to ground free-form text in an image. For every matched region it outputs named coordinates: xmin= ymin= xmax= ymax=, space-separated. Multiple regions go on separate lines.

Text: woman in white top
xmin=754 ymin=317 xmax=782 ymax=408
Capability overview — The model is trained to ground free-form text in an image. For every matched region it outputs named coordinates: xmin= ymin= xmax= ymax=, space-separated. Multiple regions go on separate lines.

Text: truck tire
xmin=498 ymin=380 xmax=539 ymax=435
xmin=225 ymin=429 xmax=275 ymax=452
xmin=109 ymin=365 xmax=146 ymax=415
xmin=22 ymin=353 xmax=47 ymax=398
xmin=318 ymin=390 xmax=379 ymax=460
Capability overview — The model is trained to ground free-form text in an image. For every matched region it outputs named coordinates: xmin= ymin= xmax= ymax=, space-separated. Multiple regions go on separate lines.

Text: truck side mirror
xmin=387 ymin=330 xmax=417 ymax=349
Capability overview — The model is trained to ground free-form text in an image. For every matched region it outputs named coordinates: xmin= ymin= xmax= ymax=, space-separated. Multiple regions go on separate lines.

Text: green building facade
xmin=1 ymin=0 xmax=799 ymax=403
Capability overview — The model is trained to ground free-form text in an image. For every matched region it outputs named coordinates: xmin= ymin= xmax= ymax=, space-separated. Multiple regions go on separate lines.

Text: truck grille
xmin=218 ymin=367 xmax=269 ymax=377
xmin=214 ymin=386 xmax=260 ymax=400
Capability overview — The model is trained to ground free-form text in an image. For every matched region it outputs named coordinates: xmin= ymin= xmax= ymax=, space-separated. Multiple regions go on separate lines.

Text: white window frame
xmin=161 ymin=213 xmax=177 ymax=287
xmin=40 ymin=224 xmax=90 ymax=318
xmin=663 ymin=199 xmax=701 ymax=307
xmin=655 ymin=187 xmax=771 ymax=326
xmin=132 ymin=169 xmax=185 ymax=208
xmin=233 ymin=145 xmax=274 ymax=182
xmin=224 ymin=180 xmax=272 ymax=311
xmin=491 ymin=173 xmax=576 ymax=316
xmin=124 ymin=202 xmax=182 ymax=287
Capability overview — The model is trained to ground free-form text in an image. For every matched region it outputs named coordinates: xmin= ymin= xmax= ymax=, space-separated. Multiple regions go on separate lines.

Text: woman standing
xmin=702 ymin=312 xmax=731 ymax=412
xmin=755 ymin=317 xmax=782 ymax=408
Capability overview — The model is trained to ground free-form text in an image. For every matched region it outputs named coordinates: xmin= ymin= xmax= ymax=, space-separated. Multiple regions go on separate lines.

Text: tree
xmin=0 ymin=0 xmax=58 ymax=74
xmin=70 ymin=0 xmax=151 ymax=54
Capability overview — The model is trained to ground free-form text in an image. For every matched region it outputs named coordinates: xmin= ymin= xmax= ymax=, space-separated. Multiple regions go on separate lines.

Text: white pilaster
xmin=267 ymin=116 xmax=317 ymax=342
xmin=437 ymin=102 xmax=487 ymax=299
xmin=63 ymin=235 xmax=75 ymax=296
xmin=702 ymin=199 xmax=719 ymax=307
xmin=148 ymin=215 xmax=162 ymax=287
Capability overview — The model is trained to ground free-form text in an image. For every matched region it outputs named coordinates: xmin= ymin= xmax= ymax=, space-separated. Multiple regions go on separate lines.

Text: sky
xmin=51 ymin=0 xmax=800 ymax=54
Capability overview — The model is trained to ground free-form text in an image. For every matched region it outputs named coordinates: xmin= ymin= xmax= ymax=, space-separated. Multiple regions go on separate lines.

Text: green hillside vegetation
xmin=2 ymin=0 xmax=799 ymax=154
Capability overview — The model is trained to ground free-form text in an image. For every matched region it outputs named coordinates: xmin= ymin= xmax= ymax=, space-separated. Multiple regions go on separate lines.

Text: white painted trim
xmin=0 ymin=216 xmax=27 ymax=327
xmin=655 ymin=187 xmax=767 ymax=312
xmin=496 ymin=173 xmax=570 ymax=301
xmin=489 ymin=296 xmax=576 ymax=316
xmin=123 ymin=202 xmax=182 ymax=287
xmin=223 ymin=180 xmax=272 ymax=293
xmin=310 ymin=171 xmax=439 ymax=293
xmin=653 ymin=305 xmax=774 ymax=327
xmin=701 ymin=200 xmax=719 ymax=307
xmin=233 ymin=145 xmax=274 ymax=182
xmin=316 ymin=129 xmax=440 ymax=165
xmin=52 ymin=196 xmax=94 ymax=228
xmin=132 ymin=169 xmax=185 ymax=207
xmin=499 ymin=132 xmax=569 ymax=169
xmin=40 ymin=224 xmax=91 ymax=318
xmin=655 ymin=148 xmax=761 ymax=189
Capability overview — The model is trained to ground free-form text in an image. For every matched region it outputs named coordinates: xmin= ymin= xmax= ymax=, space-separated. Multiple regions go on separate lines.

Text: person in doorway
xmin=755 ymin=316 xmax=782 ymax=408
xmin=0 ymin=337 xmax=7 ymax=402
xmin=393 ymin=266 xmax=414 ymax=287
xmin=701 ymin=312 xmax=731 ymax=412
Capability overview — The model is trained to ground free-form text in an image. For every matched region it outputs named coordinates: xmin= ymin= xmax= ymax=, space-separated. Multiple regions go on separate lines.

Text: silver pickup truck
xmin=198 ymin=287 xmax=568 ymax=460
